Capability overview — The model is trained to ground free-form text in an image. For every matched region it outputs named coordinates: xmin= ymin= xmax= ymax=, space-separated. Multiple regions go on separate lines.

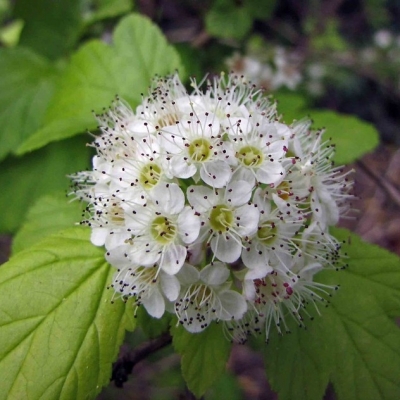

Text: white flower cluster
xmin=71 ymin=73 xmax=353 ymax=341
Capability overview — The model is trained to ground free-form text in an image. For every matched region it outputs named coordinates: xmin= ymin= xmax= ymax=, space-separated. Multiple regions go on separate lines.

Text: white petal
xmin=200 ymin=262 xmax=230 ymax=286
xmin=242 ymin=243 xmax=270 ymax=270
xmin=105 ymin=245 xmax=131 ymax=267
xmin=265 ymin=138 xmax=288 ymax=158
xmin=127 ymin=119 xmax=156 ymax=136
xmin=104 ymin=231 xmax=131 ymax=251
xmin=200 ymin=160 xmax=232 ymax=188
xmin=256 ymin=162 xmax=285 ymax=184
xmin=225 ymin=180 xmax=253 ymax=206
xmin=132 ymin=240 xmax=160 ymax=266
xmin=142 ymin=289 xmax=165 ymax=318
xmin=217 ymin=291 xmax=247 ymax=321
xmin=187 ymin=185 xmax=217 ymax=212
xmin=152 ymin=183 xmax=184 ymax=215
xmin=230 ymin=167 xmax=255 ymax=187
xmin=211 ymin=234 xmax=241 ymax=263
xmin=254 ymin=188 xmax=272 ymax=214
xmin=235 ymin=204 xmax=259 ymax=236
xmin=91 ymin=227 xmax=108 ymax=246
xmin=273 ymin=122 xmax=292 ymax=139
xmin=160 ymin=271 xmax=181 ymax=301
xmin=176 ymin=263 xmax=200 ymax=285
xmin=160 ymin=244 xmax=186 ymax=275
xmin=171 ymin=156 xmax=197 ymax=178
xmin=178 ymin=207 xmax=201 ymax=244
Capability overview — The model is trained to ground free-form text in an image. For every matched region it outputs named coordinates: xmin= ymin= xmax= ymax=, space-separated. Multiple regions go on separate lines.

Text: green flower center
xmin=150 ymin=216 xmax=177 ymax=244
xmin=209 ymin=205 xmax=234 ymax=232
xmin=139 ymin=163 xmax=162 ymax=189
xmin=237 ymin=145 xmax=264 ymax=167
xmin=257 ymin=222 xmax=277 ymax=245
xmin=188 ymin=138 xmax=212 ymax=162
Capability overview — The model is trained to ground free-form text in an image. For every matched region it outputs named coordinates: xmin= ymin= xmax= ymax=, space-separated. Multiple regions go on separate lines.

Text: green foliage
xmin=205 ymin=0 xmax=277 ymax=40
xmin=13 ymin=0 xmax=82 ymax=60
xmin=82 ymin=0 xmax=133 ymax=25
xmin=12 ymin=191 xmax=85 ymax=254
xmin=16 ymin=13 xmax=184 ymax=155
xmin=172 ymin=322 xmax=232 ymax=398
xmin=205 ymin=370 xmax=243 ymax=400
xmin=0 ymin=227 xmax=135 ymax=400
xmin=264 ymin=228 xmax=400 ymax=400
xmin=309 ymin=110 xmax=379 ymax=165
xmin=275 ymin=91 xmax=308 ymax=123
xmin=137 ymin=307 xmax=172 ymax=339
xmin=0 ymin=135 xmax=91 ymax=233
xmin=309 ymin=19 xmax=348 ymax=52
xmin=276 ymin=94 xmax=379 ymax=165
xmin=0 ymin=47 xmax=61 ymax=161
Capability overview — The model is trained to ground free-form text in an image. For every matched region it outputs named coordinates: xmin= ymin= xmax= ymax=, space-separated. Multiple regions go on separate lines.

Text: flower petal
xmin=160 ymin=271 xmax=181 ymax=301
xmin=211 ymin=234 xmax=241 ymax=263
xmin=160 ymin=243 xmax=186 ymax=275
xmin=200 ymin=160 xmax=232 ymax=188
xmin=142 ymin=289 xmax=165 ymax=318
xmin=217 ymin=291 xmax=247 ymax=321
xmin=200 ymin=262 xmax=230 ymax=286
xmin=177 ymin=207 xmax=201 ymax=244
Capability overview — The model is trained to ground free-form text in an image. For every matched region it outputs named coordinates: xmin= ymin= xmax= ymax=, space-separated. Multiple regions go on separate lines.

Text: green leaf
xmin=0 ymin=47 xmax=60 ymax=161
xmin=0 ymin=227 xmax=135 ymax=400
xmin=0 ymin=135 xmax=91 ymax=233
xmin=264 ymin=228 xmax=400 ymax=400
xmin=309 ymin=110 xmax=379 ymax=165
xmin=205 ymin=0 xmax=276 ymax=40
xmin=172 ymin=322 xmax=232 ymax=398
xmin=13 ymin=0 xmax=82 ymax=60
xmin=83 ymin=0 xmax=133 ymax=25
xmin=12 ymin=191 xmax=84 ymax=254
xmin=205 ymin=1 xmax=252 ymax=40
xmin=137 ymin=307 xmax=172 ymax=339
xmin=275 ymin=91 xmax=308 ymax=124
xmin=16 ymin=13 xmax=183 ymax=155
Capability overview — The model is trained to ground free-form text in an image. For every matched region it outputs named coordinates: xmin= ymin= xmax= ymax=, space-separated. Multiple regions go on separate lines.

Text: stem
xmin=111 ymin=331 xmax=172 ymax=388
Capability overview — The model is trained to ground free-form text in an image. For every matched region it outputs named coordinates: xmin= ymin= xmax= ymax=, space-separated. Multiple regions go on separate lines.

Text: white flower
xmin=107 ymin=251 xmax=180 ymax=318
xmin=243 ymin=267 xmax=330 ymax=341
xmin=174 ymin=262 xmax=247 ymax=332
xmin=122 ymin=183 xmax=201 ymax=274
xmin=188 ymin=180 xmax=259 ymax=263
xmin=228 ymin=121 xmax=289 ymax=186
xmin=160 ymin=112 xmax=233 ymax=188
xmin=71 ymin=72 xmax=353 ymax=338
xmin=242 ymin=188 xmax=304 ymax=271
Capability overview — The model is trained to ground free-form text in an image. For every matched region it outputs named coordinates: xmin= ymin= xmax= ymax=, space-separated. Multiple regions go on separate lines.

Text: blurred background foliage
xmin=0 ymin=0 xmax=399 ymax=398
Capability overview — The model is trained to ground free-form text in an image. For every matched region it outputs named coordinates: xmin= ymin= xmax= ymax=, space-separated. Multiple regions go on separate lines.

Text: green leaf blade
xmin=264 ymin=228 xmax=400 ymax=400
xmin=172 ymin=323 xmax=232 ymax=398
xmin=309 ymin=111 xmax=379 ymax=165
xmin=0 ymin=227 xmax=133 ymax=400
xmin=0 ymin=47 xmax=60 ymax=160
xmin=0 ymin=135 xmax=91 ymax=233
xmin=17 ymin=13 xmax=184 ymax=155
xmin=12 ymin=191 xmax=84 ymax=254
xmin=13 ymin=0 xmax=82 ymax=60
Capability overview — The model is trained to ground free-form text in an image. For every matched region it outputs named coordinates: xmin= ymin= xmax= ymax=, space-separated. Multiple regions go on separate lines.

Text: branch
xmin=111 ymin=331 xmax=172 ymax=388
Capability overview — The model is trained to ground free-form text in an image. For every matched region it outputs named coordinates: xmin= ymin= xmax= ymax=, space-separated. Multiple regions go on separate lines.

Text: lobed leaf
xmin=172 ymin=322 xmax=232 ymax=398
xmin=16 ymin=13 xmax=183 ymax=155
xmin=0 ymin=227 xmax=135 ymax=400
xmin=0 ymin=135 xmax=91 ymax=233
xmin=264 ymin=228 xmax=400 ymax=400
xmin=13 ymin=0 xmax=82 ymax=60
xmin=309 ymin=110 xmax=379 ymax=165
xmin=12 ymin=191 xmax=85 ymax=254
xmin=0 ymin=47 xmax=60 ymax=161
